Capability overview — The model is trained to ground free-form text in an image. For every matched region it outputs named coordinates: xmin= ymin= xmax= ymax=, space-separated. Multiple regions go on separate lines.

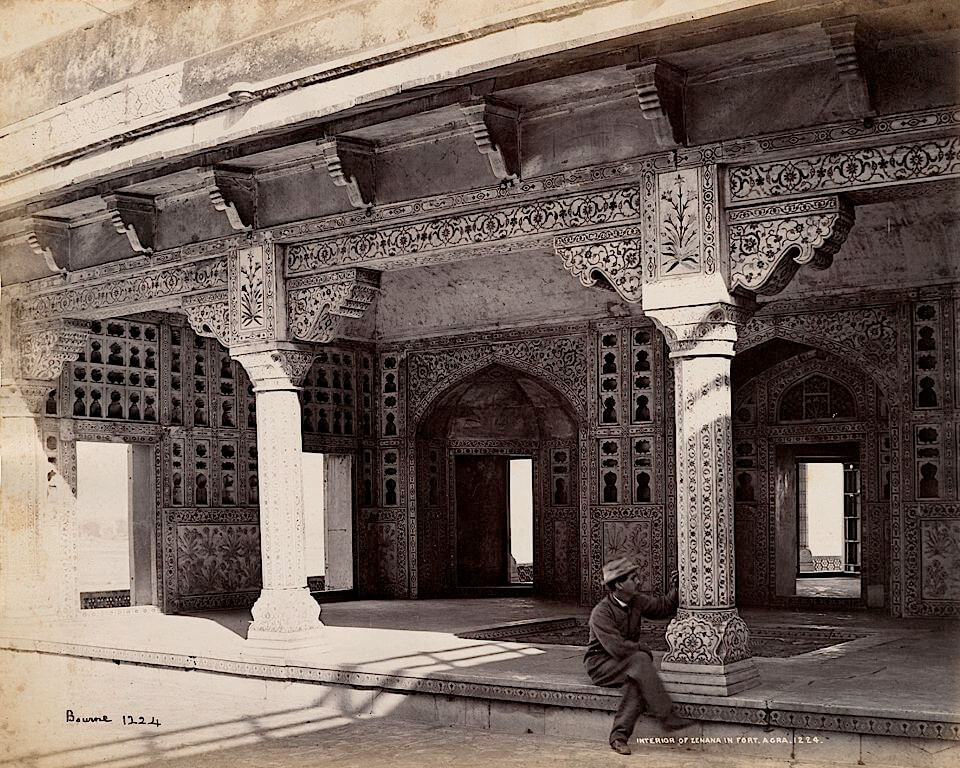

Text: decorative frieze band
xmin=726 ymin=136 xmax=960 ymax=203
xmin=284 ymin=187 xmax=640 ymax=274
xmin=727 ymin=196 xmax=855 ymax=295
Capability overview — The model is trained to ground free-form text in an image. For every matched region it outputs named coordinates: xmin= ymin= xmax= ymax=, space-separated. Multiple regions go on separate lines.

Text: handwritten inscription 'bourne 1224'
xmin=65 ymin=709 xmax=161 ymax=726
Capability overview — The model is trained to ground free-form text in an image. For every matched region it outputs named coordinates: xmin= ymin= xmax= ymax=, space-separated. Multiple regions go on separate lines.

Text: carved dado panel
xmin=904 ymin=504 xmax=960 ymax=616
xmin=726 ymin=136 xmax=960 ymax=203
xmin=285 ymin=187 xmax=640 ymax=273
xmin=358 ymin=509 xmax=407 ymax=597
xmin=406 ymin=333 xmax=588 ymax=424
xmin=176 ymin=523 xmax=262 ymax=596
xmin=589 ymin=506 xmax=665 ymax=604
xmin=737 ymin=304 xmax=900 ymax=396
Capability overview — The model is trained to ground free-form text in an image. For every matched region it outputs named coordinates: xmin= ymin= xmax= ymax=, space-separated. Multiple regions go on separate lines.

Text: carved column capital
xmin=231 ymin=343 xmax=317 ymax=391
xmin=727 ymin=196 xmax=854 ymax=296
xmin=554 ymin=226 xmax=643 ymax=303
xmin=287 ymin=268 xmax=380 ymax=343
xmin=645 ymin=300 xmax=756 ymax=359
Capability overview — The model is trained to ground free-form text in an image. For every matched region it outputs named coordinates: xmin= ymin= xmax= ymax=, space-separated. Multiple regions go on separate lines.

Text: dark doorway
xmin=455 ymin=455 xmax=509 ymax=588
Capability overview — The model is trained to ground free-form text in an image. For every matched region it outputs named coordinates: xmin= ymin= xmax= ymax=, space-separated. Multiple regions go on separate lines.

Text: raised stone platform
xmin=1 ymin=601 xmax=957 ymax=767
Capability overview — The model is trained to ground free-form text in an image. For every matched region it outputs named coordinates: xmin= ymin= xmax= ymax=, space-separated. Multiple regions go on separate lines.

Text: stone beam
xmin=822 ymin=15 xmax=876 ymax=118
xmin=319 ymin=137 xmax=376 ymax=209
xmin=459 ymin=97 xmax=521 ymax=186
xmin=103 ymin=192 xmax=156 ymax=254
xmin=630 ymin=59 xmax=687 ymax=148
xmin=727 ymin=196 xmax=855 ymax=296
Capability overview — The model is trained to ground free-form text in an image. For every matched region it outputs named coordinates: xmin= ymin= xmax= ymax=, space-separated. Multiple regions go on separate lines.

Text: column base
xmin=660 ymin=658 xmax=760 ymax=696
xmin=245 ymin=587 xmax=324 ymax=649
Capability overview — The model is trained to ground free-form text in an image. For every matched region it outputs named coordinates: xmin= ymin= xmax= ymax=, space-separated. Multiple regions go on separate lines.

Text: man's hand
xmin=669 ymin=570 xmax=679 ymax=590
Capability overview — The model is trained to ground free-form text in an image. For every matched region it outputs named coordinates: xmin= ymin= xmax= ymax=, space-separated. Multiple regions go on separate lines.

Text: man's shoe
xmin=662 ymin=714 xmax=695 ymax=731
xmin=610 ymin=739 xmax=632 ymax=755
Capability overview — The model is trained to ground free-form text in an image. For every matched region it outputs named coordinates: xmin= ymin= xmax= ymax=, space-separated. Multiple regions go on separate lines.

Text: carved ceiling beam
xmin=319 ymin=137 xmax=376 ymax=209
xmin=459 ymin=97 xmax=521 ymax=186
xmin=822 ymin=15 xmax=876 ymax=118
xmin=727 ymin=196 xmax=855 ymax=296
xmin=103 ymin=192 xmax=155 ymax=254
xmin=630 ymin=59 xmax=687 ymax=148
xmin=554 ymin=226 xmax=643 ymax=304
xmin=287 ymin=268 xmax=381 ymax=343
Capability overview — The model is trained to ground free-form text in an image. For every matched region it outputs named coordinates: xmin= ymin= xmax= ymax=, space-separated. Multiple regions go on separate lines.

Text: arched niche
xmin=414 ymin=362 xmax=581 ymax=599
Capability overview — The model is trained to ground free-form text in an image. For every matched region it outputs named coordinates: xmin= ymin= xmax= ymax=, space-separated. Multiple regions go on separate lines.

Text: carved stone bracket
xmin=822 ymin=15 xmax=876 ymax=118
xmin=554 ymin=226 xmax=643 ymax=303
xmin=231 ymin=343 xmax=317 ymax=391
xmin=460 ymin=98 xmax=521 ymax=186
xmin=181 ymin=289 xmax=231 ymax=346
xmin=630 ymin=59 xmax=687 ymax=148
xmin=727 ymin=196 xmax=855 ymax=296
xmin=25 ymin=227 xmax=67 ymax=275
xmin=17 ymin=318 xmax=91 ymax=381
xmin=209 ymin=187 xmax=250 ymax=231
xmin=320 ymin=137 xmax=376 ymax=209
xmin=286 ymin=268 xmax=381 ymax=343
xmin=103 ymin=193 xmax=155 ymax=254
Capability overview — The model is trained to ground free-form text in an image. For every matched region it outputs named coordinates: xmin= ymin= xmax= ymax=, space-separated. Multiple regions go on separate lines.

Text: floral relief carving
xmin=181 ymin=290 xmax=231 ymax=347
xmin=286 ymin=269 xmax=380 ymax=343
xmin=17 ymin=319 xmax=90 ymax=381
xmin=726 ymin=137 xmax=960 ymax=202
xmin=176 ymin=524 xmax=262 ymax=596
xmin=554 ymin=226 xmax=643 ymax=303
xmin=727 ymin=197 xmax=855 ymax=295
xmin=921 ymin=520 xmax=960 ymax=601
xmin=658 ymin=169 xmax=701 ymax=275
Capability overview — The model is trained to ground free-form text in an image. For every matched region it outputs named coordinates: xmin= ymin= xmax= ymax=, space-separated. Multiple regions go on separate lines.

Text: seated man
xmin=584 ymin=556 xmax=693 ymax=755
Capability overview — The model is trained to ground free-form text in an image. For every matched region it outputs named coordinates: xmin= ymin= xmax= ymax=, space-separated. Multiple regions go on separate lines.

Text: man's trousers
xmin=585 ymin=650 xmax=675 ymax=744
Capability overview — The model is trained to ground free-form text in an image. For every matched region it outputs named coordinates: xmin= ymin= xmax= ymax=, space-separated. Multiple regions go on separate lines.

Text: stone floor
xmin=795 ymin=578 xmax=862 ymax=598
xmin=1 ymin=599 xmax=957 ymax=767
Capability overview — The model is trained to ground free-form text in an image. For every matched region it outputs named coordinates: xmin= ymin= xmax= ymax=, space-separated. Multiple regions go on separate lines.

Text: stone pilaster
xmin=645 ymin=301 xmax=760 ymax=695
xmin=0 ymin=313 xmax=89 ymax=623
xmin=232 ymin=343 xmax=323 ymax=647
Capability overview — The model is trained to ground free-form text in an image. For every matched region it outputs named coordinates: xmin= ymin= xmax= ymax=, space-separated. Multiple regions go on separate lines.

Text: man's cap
xmin=602 ymin=556 xmax=638 ymax=585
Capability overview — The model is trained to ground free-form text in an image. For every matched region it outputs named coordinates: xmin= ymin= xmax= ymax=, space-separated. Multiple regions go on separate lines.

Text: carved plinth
xmin=660 ymin=609 xmax=758 ymax=695
xmin=246 ymin=587 xmax=324 ymax=648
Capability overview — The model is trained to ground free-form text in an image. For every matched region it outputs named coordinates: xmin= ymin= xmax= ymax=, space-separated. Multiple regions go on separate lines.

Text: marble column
xmin=232 ymin=343 xmax=323 ymax=648
xmin=646 ymin=302 xmax=760 ymax=695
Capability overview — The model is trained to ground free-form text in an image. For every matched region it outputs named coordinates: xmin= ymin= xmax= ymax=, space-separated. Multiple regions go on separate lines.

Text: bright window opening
xmin=509 ymin=458 xmax=533 ymax=584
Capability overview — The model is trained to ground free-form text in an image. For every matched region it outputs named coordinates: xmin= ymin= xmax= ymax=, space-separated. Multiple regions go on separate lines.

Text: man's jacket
xmin=584 ymin=589 xmax=678 ymax=662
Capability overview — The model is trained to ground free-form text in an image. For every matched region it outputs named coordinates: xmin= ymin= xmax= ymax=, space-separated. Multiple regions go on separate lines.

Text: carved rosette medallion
xmin=554 ymin=226 xmax=643 ymax=303
xmin=286 ymin=268 xmax=381 ymax=343
xmin=664 ymin=609 xmax=751 ymax=665
xmin=727 ymin=197 xmax=855 ymax=295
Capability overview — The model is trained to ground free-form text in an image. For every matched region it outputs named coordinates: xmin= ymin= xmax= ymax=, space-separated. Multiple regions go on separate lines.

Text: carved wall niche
xmin=732 ymin=348 xmax=891 ymax=610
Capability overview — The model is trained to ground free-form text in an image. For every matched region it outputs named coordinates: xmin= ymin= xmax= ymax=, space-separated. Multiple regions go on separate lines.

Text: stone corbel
xmin=0 ymin=217 xmax=68 ymax=276
xmin=25 ymin=225 xmax=67 ymax=275
xmin=822 ymin=16 xmax=876 ymax=118
xmin=213 ymin=169 xmax=257 ymax=229
xmin=181 ymin=290 xmax=232 ymax=347
xmin=103 ymin=192 xmax=155 ymax=254
xmin=286 ymin=268 xmax=380 ymax=343
xmin=727 ymin=196 xmax=854 ymax=296
xmin=630 ymin=59 xmax=687 ymax=148
xmin=459 ymin=97 xmax=521 ymax=186
xmin=7 ymin=317 xmax=91 ymax=414
xmin=319 ymin=137 xmax=376 ymax=209
xmin=209 ymin=187 xmax=250 ymax=231
xmin=554 ymin=226 xmax=643 ymax=303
